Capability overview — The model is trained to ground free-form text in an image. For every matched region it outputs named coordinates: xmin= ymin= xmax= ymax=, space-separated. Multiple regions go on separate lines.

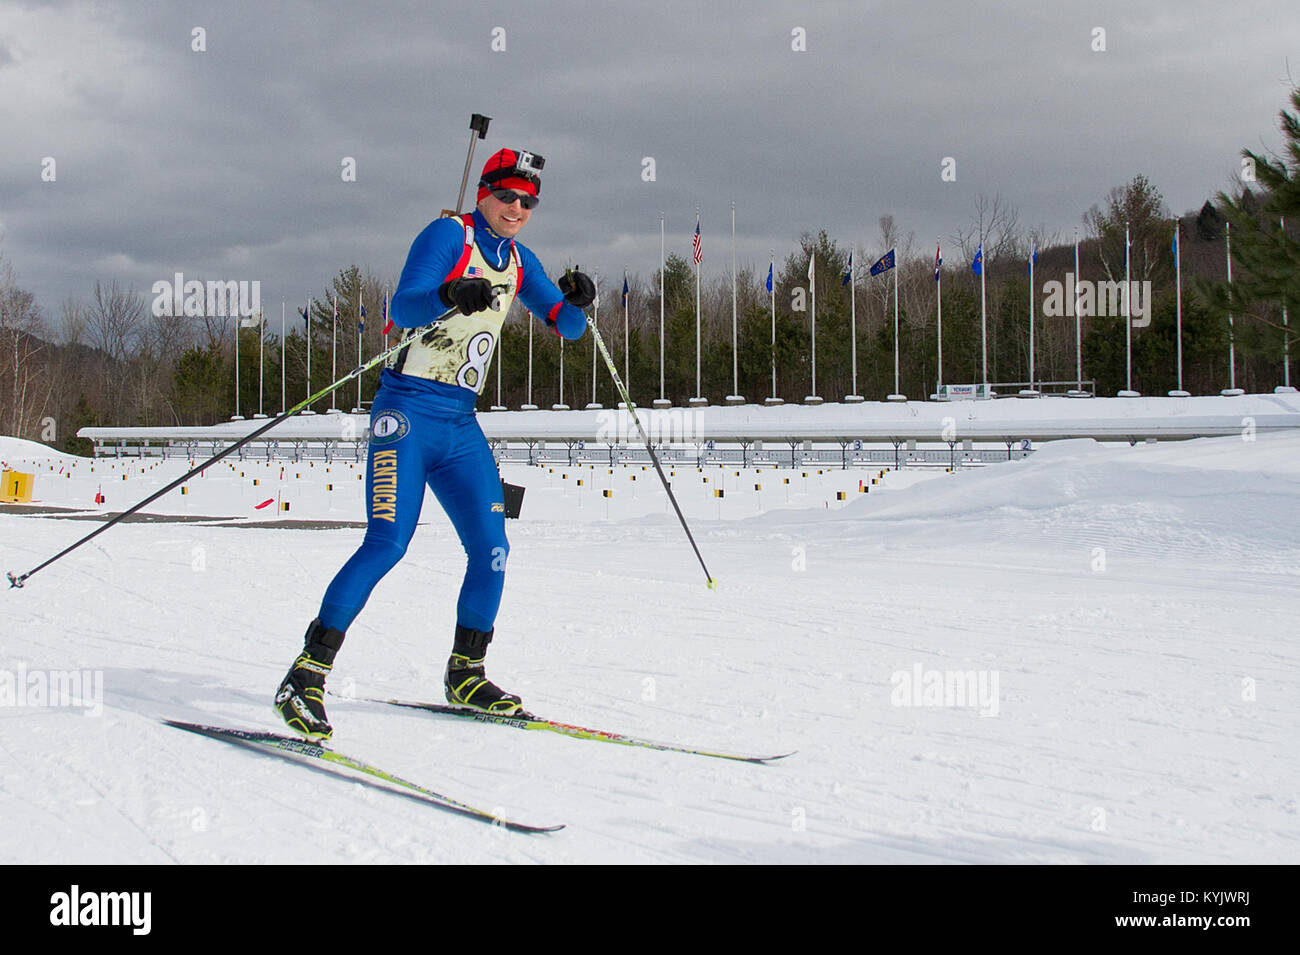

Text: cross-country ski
xmin=163 ymin=719 xmax=563 ymax=834
xmin=366 ymin=698 xmax=794 ymax=764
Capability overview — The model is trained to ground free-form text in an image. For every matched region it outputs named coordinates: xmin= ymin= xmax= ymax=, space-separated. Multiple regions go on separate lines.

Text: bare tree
xmin=60 ymin=296 xmax=88 ymax=347
xmin=86 ymin=280 xmax=144 ymax=361
xmin=85 ymin=280 xmax=146 ymax=424
xmin=0 ymin=252 xmax=51 ymax=439
xmin=954 ymin=194 xmax=1023 ymax=264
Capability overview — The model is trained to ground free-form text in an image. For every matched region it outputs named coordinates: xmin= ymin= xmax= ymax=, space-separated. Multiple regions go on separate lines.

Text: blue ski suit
xmin=317 ymin=209 xmax=586 ymax=634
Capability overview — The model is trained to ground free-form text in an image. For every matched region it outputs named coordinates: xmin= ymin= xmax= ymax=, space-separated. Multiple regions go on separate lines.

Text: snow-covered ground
xmin=1 ymin=430 xmax=1297 ymax=863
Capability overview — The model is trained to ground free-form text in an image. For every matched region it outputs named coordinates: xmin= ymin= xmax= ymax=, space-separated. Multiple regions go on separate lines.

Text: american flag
xmin=692 ymin=217 xmax=702 ymax=266
xmin=934 ymin=243 xmax=942 ymax=281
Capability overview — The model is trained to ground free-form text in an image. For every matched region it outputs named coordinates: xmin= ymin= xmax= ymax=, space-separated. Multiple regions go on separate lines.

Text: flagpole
xmin=655 ymin=212 xmax=667 ymax=408
xmin=280 ymin=301 xmax=286 ymax=414
xmin=850 ymin=243 xmax=857 ymax=397
xmin=523 ymin=307 xmax=536 ymax=409
xmin=980 ymin=241 xmax=987 ymax=396
xmin=494 ymin=298 xmax=504 ymax=411
xmin=892 ymin=258 xmax=901 ymax=399
xmin=233 ymin=312 xmax=241 ymax=420
xmin=1073 ymin=229 xmax=1084 ymax=395
xmin=1027 ymin=247 xmax=1037 ymax=395
xmin=1283 ymin=217 xmax=1292 ymax=390
xmin=936 ymin=242 xmax=943 ymax=396
xmin=766 ymin=251 xmax=779 ymax=405
xmin=847 ymin=243 xmax=861 ymax=401
xmin=557 ymin=335 xmax=566 ymax=409
xmin=330 ymin=292 xmax=338 ymax=413
xmin=589 ymin=271 xmax=600 ymax=408
xmin=807 ymin=251 xmax=819 ymax=403
xmin=1122 ymin=222 xmax=1135 ymax=395
xmin=728 ymin=201 xmax=742 ymax=404
xmin=257 ymin=308 xmax=265 ymax=416
xmin=694 ymin=208 xmax=702 ymax=405
xmin=1224 ymin=221 xmax=1239 ymax=395
xmin=623 ymin=266 xmax=629 ymax=402
xmin=1169 ymin=223 xmax=1188 ymax=396
xmin=356 ymin=286 xmax=364 ymax=412
xmin=304 ymin=299 xmax=313 ymax=413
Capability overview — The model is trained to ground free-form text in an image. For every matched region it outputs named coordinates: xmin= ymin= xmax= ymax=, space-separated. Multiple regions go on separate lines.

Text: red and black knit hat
xmin=476 ymin=148 xmax=541 ymax=202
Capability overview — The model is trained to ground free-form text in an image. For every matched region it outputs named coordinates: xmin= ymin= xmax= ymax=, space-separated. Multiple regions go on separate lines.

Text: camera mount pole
xmin=447 ymin=113 xmax=492 ymax=218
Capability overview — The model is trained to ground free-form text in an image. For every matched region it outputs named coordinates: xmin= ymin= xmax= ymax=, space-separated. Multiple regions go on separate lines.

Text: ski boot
xmin=274 ymin=618 xmax=345 ymax=740
xmin=444 ymin=625 xmax=526 ymax=716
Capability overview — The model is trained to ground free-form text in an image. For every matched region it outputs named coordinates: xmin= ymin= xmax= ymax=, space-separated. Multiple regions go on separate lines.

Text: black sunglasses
xmin=490 ymin=188 xmax=539 ymax=210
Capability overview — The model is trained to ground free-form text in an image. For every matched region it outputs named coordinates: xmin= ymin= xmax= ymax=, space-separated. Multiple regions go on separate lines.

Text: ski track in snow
xmin=1 ymin=432 xmax=1297 ymax=863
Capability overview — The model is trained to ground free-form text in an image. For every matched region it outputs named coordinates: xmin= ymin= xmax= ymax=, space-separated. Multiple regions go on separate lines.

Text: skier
xmin=275 ymin=147 xmax=596 ymax=740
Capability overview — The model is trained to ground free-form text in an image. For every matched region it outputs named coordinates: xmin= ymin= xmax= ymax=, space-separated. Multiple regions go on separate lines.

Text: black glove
xmin=558 ymin=269 xmax=596 ymax=309
xmin=438 ymin=277 xmax=495 ymax=315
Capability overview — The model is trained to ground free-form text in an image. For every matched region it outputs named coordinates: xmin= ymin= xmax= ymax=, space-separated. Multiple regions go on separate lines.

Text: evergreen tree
xmin=63 ymin=393 xmax=97 ymax=456
xmin=1196 ymin=201 xmax=1223 ymax=241
xmin=1205 ymin=86 xmax=1300 ymax=384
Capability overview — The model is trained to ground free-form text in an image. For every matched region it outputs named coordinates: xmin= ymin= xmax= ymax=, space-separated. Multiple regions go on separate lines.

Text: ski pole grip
xmin=488 ymin=282 xmax=512 ymax=312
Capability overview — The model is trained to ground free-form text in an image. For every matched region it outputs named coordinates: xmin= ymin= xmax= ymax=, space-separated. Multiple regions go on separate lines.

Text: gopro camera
xmin=515 ymin=150 xmax=545 ymax=178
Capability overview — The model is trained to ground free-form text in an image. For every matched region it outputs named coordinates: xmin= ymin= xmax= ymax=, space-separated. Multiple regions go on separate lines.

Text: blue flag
xmin=765 ymin=262 xmax=773 ymax=294
xmin=869 ymin=249 xmax=895 ymax=276
xmin=300 ymin=302 xmax=310 ymax=326
xmin=359 ymin=303 xmax=366 ymax=332
xmin=1027 ymin=248 xmax=1037 ymax=275
xmin=1171 ymin=230 xmax=1179 ymax=265
xmin=842 ymin=251 xmax=853 ymax=286
xmin=972 ymin=243 xmax=983 ymax=276
xmin=622 ymin=274 xmax=629 ymax=309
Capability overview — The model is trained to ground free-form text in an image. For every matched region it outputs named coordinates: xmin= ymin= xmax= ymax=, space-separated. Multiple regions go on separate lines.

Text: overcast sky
xmin=2 ymin=0 xmax=1298 ymax=325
